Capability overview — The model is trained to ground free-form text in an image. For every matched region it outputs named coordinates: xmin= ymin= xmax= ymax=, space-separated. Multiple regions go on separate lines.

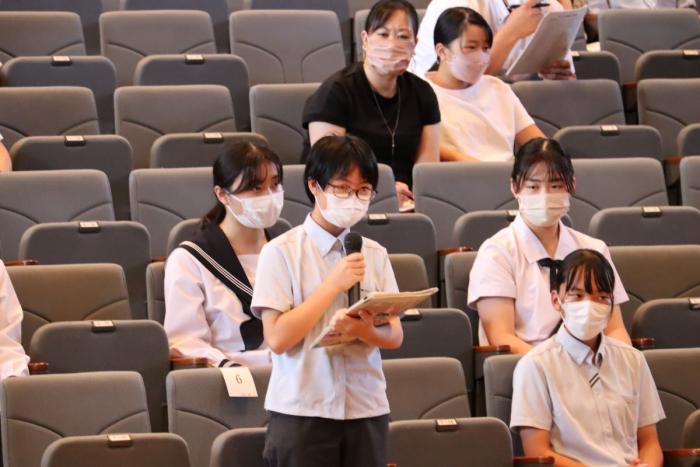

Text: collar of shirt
xmin=512 ymin=215 xmax=577 ymax=264
xmin=556 ymin=325 xmax=607 ymax=367
xmin=302 ymin=215 xmax=350 ymax=257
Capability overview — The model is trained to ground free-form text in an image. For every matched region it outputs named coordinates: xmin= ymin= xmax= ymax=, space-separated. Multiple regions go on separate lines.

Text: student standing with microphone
xmin=252 ymin=135 xmax=403 ymax=467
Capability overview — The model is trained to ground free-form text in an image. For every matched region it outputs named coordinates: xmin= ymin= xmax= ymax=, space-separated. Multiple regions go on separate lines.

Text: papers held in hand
xmin=311 ymin=287 xmax=439 ymax=348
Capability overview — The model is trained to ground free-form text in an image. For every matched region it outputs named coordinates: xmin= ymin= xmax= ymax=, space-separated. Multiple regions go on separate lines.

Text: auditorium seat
xmin=146 ymin=262 xmax=166 ymax=323
xmin=0 ymin=170 xmax=114 ymax=261
xmin=632 ymin=298 xmax=700 ymax=349
xmin=249 ymin=83 xmax=320 ymax=165
xmin=150 ymin=132 xmax=267 ymax=168
xmin=10 ymin=135 xmax=132 ymax=220
xmin=679 ymin=123 xmax=700 ymax=158
xmin=6 ymin=263 xmax=131 ymax=351
xmin=229 ymin=10 xmax=345 ymax=85
xmin=553 ymin=124 xmax=663 ymax=161
xmin=0 ymin=86 xmax=99 ymax=150
xmin=681 ymin=156 xmax=700 ymax=209
xmin=636 ymin=50 xmax=700 ymax=81
xmin=589 ymin=206 xmax=700 ymax=246
xmin=444 ymin=251 xmax=479 ymax=343
xmin=277 ymin=164 xmax=311 ymax=225
xmin=365 ymin=163 xmax=400 ymax=213
xmin=0 ymin=12 xmax=86 ymax=63
xmin=115 ymin=85 xmax=237 ymax=169
xmin=387 ymin=254 xmax=431 ymax=305
xmin=684 ymin=410 xmax=700 ymax=448
xmin=100 ymin=10 xmax=217 ymax=86
xmin=570 ymin=51 xmax=621 ymax=83
xmin=0 ymin=56 xmax=116 ymax=133
xmin=512 ymin=79 xmax=625 ymax=137
xmin=42 ymin=433 xmax=191 ymax=467
xmin=18 ymin=221 xmax=151 ymax=319
xmin=1 ymin=371 xmax=151 ymax=467
xmin=209 ymin=428 xmax=266 ymax=467
xmin=29 ymin=320 xmax=170 ymax=432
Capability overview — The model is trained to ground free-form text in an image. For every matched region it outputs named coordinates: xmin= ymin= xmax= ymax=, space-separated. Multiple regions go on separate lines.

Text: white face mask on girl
xmin=518 ymin=192 xmax=570 ymax=227
xmin=227 ymin=189 xmax=284 ymax=229
xmin=558 ymin=298 xmax=611 ymax=341
xmin=446 ymin=49 xmax=490 ymax=85
xmin=317 ymin=186 xmax=370 ymax=229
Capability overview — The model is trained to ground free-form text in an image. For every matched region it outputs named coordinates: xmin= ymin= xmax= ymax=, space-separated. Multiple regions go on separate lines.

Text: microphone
xmin=343 ymin=232 xmax=363 ymax=306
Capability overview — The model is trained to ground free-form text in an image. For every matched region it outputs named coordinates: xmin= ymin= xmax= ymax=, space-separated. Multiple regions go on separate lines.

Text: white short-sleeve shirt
xmin=468 ymin=215 xmax=628 ymax=345
xmin=0 ymin=261 xmax=30 ymax=380
xmin=511 ymin=327 xmax=665 ymax=466
xmin=428 ymin=74 xmax=535 ymax=161
xmin=251 ymin=215 xmax=399 ymax=420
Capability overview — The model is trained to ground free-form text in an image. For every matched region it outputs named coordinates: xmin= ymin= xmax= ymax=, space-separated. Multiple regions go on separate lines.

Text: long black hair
xmin=553 ymin=249 xmax=616 ymax=304
xmin=511 ymin=138 xmax=575 ymax=193
xmin=200 ymin=141 xmax=283 ymax=230
xmin=434 ymin=7 xmax=493 ymax=50
xmin=365 ymin=0 xmax=419 ymax=36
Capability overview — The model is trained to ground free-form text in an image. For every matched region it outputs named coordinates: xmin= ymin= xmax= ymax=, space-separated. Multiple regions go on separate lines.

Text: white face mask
xmin=559 ymin=299 xmax=611 ymax=341
xmin=518 ymin=192 xmax=570 ymax=227
xmin=317 ymin=187 xmax=370 ymax=229
xmin=226 ymin=189 xmax=284 ymax=229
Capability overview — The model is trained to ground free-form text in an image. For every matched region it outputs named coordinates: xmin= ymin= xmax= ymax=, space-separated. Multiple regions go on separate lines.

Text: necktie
xmin=537 ymin=257 xmax=563 ymax=291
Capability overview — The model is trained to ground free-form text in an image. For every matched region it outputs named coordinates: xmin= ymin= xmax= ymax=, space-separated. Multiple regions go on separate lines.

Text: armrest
xmin=663 ymin=156 xmax=684 ymax=166
xmin=663 ymin=448 xmax=700 ymax=467
xmin=4 ymin=260 xmax=38 ymax=267
xmin=28 ymin=362 xmax=49 ymax=375
xmin=438 ymin=246 xmax=473 ymax=258
xmin=513 ymin=456 xmax=555 ymax=466
xmin=170 ymin=357 xmax=208 ymax=370
xmin=151 ymin=256 xmax=166 ymax=263
xmin=632 ymin=337 xmax=656 ymax=350
xmin=474 ymin=345 xmax=511 ymax=381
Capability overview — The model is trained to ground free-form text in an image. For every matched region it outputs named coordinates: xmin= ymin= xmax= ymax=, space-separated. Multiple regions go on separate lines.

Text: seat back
xmin=683 ymin=409 xmax=700 ymax=449
xmin=0 ymin=56 xmax=117 ymax=133
xmin=632 ymin=298 xmax=700 ymax=349
xmin=167 ymin=367 xmax=272 ymax=467
xmin=29 ymin=320 xmax=170 ymax=432
xmin=100 ymin=10 xmax=217 ymax=86
xmin=636 ymin=50 xmax=700 ymax=81
xmin=146 ymin=261 xmax=166 ymax=323
xmin=230 ymin=10 xmax=345 ymax=85
xmin=1 ymin=371 xmax=150 ymax=467
xmin=209 ymin=428 xmax=266 ymax=467
xmin=249 ymin=83 xmax=320 ymax=165
xmin=570 ymin=50 xmax=621 ymax=83
xmin=0 ymin=12 xmax=86 ymax=63
xmin=451 ymin=210 xmax=517 ymax=251
xmin=10 ymin=135 xmax=133 ymax=220
xmin=279 ymin=164 xmax=312 ymax=225
xmin=679 ymin=123 xmax=700 ymax=157
xmin=589 ymin=206 xmax=700 ymax=246
xmin=387 ymin=254 xmax=431 ymax=306
xmin=41 ymin=433 xmax=190 ymax=467
xmin=444 ymin=251 xmax=479 ymax=343
xmin=0 ymin=170 xmax=114 ymax=260
xmin=388 ymin=418 xmax=513 ymax=467
xmin=553 ymin=124 xmax=663 ymax=161
xmin=483 ymin=354 xmax=523 ymax=454
xmin=18 ymin=221 xmax=151 ymax=319
xmin=0 ymin=86 xmax=99 ymax=150
xmin=371 ymin=163 xmax=400 ymax=213
xmin=681 ymin=156 xmax=700 ymax=209
xmin=512 ymin=79 xmax=625 ymax=137
xmin=7 ymin=263 xmax=131 ymax=351
xmin=150 ymin=132 xmax=267 ymax=168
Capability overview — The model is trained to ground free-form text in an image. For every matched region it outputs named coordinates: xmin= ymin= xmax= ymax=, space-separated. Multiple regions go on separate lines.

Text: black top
xmin=303 ymin=63 xmax=441 ymax=186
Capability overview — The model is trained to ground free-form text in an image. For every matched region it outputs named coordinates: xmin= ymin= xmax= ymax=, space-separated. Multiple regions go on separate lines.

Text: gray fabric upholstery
xmin=571 ymin=50 xmax=621 ymax=83
xmin=589 ymin=206 xmax=700 ymax=246
xmin=681 ymin=156 xmax=700 ymax=209
xmin=100 ymin=10 xmax=217 ymax=86
xmin=30 ymin=320 xmax=170 ymax=432
xmin=387 ymin=254 xmax=431 ymax=307
xmin=679 ymin=123 xmax=700 ymax=156
xmin=278 ymin=164 xmax=311 ymax=225
xmin=18 ymin=221 xmax=151 ymax=320
xmin=230 ymin=10 xmax=345 ymax=85
xmin=683 ymin=409 xmax=700 ymax=448
xmin=41 ymin=433 xmax=190 ymax=467
xmin=388 ymin=418 xmax=513 ymax=467
xmin=444 ymin=251 xmax=479 ymax=344
xmin=129 ymin=167 xmax=214 ymax=257
xmin=483 ymin=354 xmax=523 ymax=455
xmin=632 ymin=298 xmax=700 ymax=349
xmin=451 ymin=210 xmax=518 ymax=250
xmin=0 ymin=56 xmax=117 ymax=133
xmin=150 ymin=132 xmax=267 ymax=168
xmin=636 ymin=50 xmax=700 ymax=81
xmin=6 ymin=263 xmax=131 ymax=351
xmin=249 ymin=83 xmax=320 ymax=165
xmin=115 ymin=85 xmax=237 ymax=169
xmin=167 ymin=367 xmax=271 ymax=467
xmin=599 ymin=9 xmax=700 ymax=83
xmin=0 ymin=170 xmax=114 ymax=261
xmin=638 ymin=78 xmax=700 ymax=157
xmin=10 ymin=135 xmax=133 ymax=220
xmin=371 ymin=163 xmax=400 ymax=213
xmin=209 ymin=428 xmax=266 ymax=467
xmin=0 ymin=86 xmax=99 ymax=150
xmin=553 ymin=124 xmax=663 ymax=161
xmin=644 ymin=348 xmax=700 ymax=449
xmin=146 ymin=262 xmax=165 ymax=324
xmin=610 ymin=245 xmax=700 ymax=331
xmin=1 ymin=371 xmax=151 ymax=467
xmin=383 ymin=357 xmax=470 ymax=421
xmin=0 ymin=12 xmax=86 ymax=63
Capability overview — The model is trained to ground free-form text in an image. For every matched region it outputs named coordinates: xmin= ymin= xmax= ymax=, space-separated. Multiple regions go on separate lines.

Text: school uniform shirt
xmin=585 ymin=0 xmax=695 ymax=14
xmin=164 ymin=247 xmax=271 ymax=368
xmin=467 ymin=215 xmax=628 ymax=346
xmin=302 ymin=63 xmax=441 ymax=186
xmin=251 ymin=215 xmax=399 ymax=420
xmin=511 ymin=326 xmax=666 ymax=466
xmin=428 ymin=74 xmax=535 ymax=161
xmin=0 ymin=261 xmax=30 ymax=380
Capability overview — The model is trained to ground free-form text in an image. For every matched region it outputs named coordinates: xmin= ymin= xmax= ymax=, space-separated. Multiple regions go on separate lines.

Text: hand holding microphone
xmin=325 ymin=233 xmax=365 ymax=298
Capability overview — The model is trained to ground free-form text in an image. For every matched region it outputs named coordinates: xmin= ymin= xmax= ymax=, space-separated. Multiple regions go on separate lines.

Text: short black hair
xmin=304 ymin=135 xmax=379 ymax=202
xmin=554 ymin=249 xmax=616 ymax=303
xmin=434 ymin=7 xmax=493 ymax=49
xmin=365 ymin=0 xmax=419 ymax=37
xmin=511 ymin=138 xmax=575 ymax=193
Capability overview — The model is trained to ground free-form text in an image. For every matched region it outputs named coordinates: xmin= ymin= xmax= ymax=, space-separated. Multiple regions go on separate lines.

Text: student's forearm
xmin=638 ymin=440 xmax=663 ymax=467
xmin=484 ymin=328 xmax=533 ymax=354
xmin=487 ymin=31 xmax=518 ymax=76
xmin=0 ymin=144 xmax=11 ymax=172
xmin=440 ymin=144 xmax=478 ymax=162
xmin=359 ymin=318 xmax=403 ymax=349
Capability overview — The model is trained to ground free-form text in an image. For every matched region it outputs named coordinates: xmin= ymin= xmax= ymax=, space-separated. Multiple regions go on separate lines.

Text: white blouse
xmin=0 ymin=261 xmax=29 ymax=380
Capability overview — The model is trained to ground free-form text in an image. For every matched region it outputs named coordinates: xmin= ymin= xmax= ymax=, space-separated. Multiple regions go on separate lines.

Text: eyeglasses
xmin=325 ymin=183 xmax=376 ymax=201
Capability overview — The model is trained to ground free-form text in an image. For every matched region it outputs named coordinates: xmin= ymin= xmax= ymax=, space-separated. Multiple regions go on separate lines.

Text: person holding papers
xmin=252 ymin=135 xmax=402 ymax=467
xmin=426 ymin=7 xmax=545 ymax=161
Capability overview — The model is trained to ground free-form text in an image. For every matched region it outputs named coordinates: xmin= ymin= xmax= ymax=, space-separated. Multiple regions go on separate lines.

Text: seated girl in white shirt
xmin=164 ymin=142 xmax=284 ymax=368
xmin=0 ymin=261 xmax=30 ymax=379
xmin=427 ymin=7 xmax=545 ymax=162
xmin=468 ymin=138 xmax=631 ymax=353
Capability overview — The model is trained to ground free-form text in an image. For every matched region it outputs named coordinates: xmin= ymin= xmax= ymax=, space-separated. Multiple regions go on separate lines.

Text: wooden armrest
xmin=28 ymin=362 xmax=49 ymax=375
xmin=514 ymin=456 xmax=555 ymax=465
xmin=663 ymin=156 xmax=684 ymax=166
xmin=474 ymin=345 xmax=511 ymax=354
xmin=664 ymin=448 xmax=700 ymax=457
xmin=170 ymin=357 xmax=208 ymax=370
xmin=438 ymin=246 xmax=473 ymax=257
xmin=4 ymin=260 xmax=38 ymax=267
xmin=632 ymin=337 xmax=656 ymax=350
xmin=663 ymin=449 xmax=700 ymax=467
xmin=474 ymin=345 xmax=512 ymax=381
xmin=584 ymin=13 xmax=598 ymax=23
xmin=151 ymin=256 xmax=166 ymax=263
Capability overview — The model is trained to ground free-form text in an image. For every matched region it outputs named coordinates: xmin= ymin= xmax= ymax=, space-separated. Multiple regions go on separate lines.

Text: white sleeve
xmin=506 ymin=84 xmax=536 ymax=133
xmin=0 ymin=262 xmax=29 ymax=380
xmin=0 ymin=132 xmax=4 ymax=142
xmin=510 ymin=355 xmax=553 ymax=431
xmin=467 ymin=240 xmax=518 ymax=308
xmin=637 ymin=354 xmax=666 ymax=428
xmin=601 ymin=244 xmax=629 ymax=305
xmin=251 ymin=242 xmax=294 ymax=318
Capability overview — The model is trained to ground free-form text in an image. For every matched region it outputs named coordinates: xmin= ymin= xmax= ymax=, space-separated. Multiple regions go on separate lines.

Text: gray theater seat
xmin=589 ymin=206 xmax=700 ymax=246
xmin=553 ymin=124 xmax=663 ymax=161
xmin=0 ymin=12 xmax=86 ymax=63
xmin=632 ymin=298 xmax=700 ymax=349
xmin=387 ymin=254 xmax=431 ymax=308
xmin=636 ymin=50 xmax=700 ymax=81
xmin=278 ymin=164 xmax=312 ymax=225
xmin=146 ymin=262 xmax=166 ymax=324
xmin=570 ymin=50 xmax=621 ymax=83
xmin=444 ymin=251 xmax=479 ymax=343
xmin=681 ymin=156 xmax=700 ymax=209
xmin=483 ymin=354 xmax=525 ymax=455
xmin=150 ymin=132 xmax=267 ymax=168
xmin=679 ymin=123 xmax=700 ymax=157
xmin=684 ymin=410 xmax=700 ymax=448
xmin=209 ymin=428 xmax=266 ymax=467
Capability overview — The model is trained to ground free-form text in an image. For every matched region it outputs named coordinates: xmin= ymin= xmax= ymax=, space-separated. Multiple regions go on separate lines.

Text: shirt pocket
xmin=608 ymin=391 xmax=638 ymax=440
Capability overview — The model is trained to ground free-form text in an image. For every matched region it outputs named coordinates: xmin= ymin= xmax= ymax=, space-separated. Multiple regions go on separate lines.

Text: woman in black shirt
xmin=303 ymin=0 xmax=441 ymax=208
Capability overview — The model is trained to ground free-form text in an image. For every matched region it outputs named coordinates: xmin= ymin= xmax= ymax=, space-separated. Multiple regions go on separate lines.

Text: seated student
xmin=1 ymin=133 xmax=11 ymax=171
xmin=467 ymin=138 xmax=630 ymax=353
xmin=303 ymin=0 xmax=440 ymax=209
xmin=511 ymin=249 xmax=665 ymax=467
xmin=252 ymin=135 xmax=402 ymax=467
xmin=411 ymin=0 xmax=576 ymax=80
xmin=0 ymin=261 xmax=30 ymax=379
xmin=164 ymin=142 xmax=284 ymax=367
xmin=427 ymin=7 xmax=545 ymax=162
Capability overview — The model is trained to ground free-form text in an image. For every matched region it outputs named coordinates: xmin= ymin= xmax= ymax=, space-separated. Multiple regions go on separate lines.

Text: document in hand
xmin=505 ymin=7 xmax=587 ymax=76
xmin=311 ymin=287 xmax=439 ymax=348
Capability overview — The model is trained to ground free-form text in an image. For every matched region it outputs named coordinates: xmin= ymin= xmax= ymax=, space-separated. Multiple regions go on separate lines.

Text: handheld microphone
xmin=343 ymin=233 xmax=363 ymax=307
